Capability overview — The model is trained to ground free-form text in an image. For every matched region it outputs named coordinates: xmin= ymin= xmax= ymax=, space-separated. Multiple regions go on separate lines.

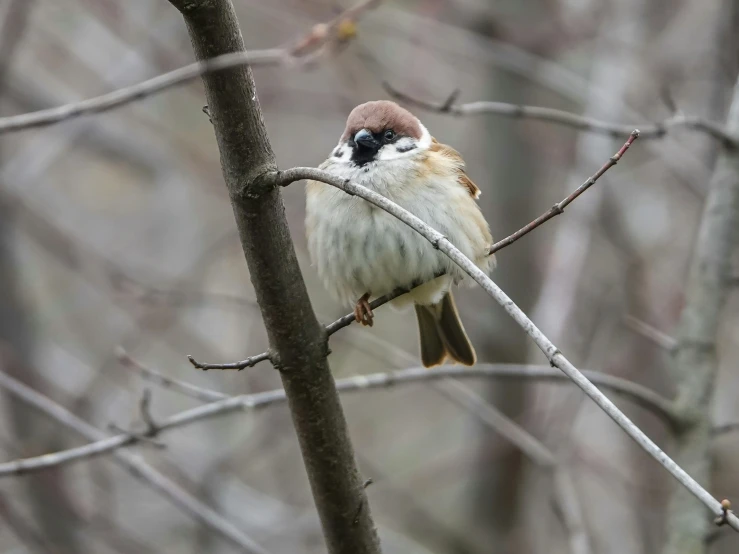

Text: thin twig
xmin=488 ymin=131 xmax=639 ymax=254
xmin=116 ymin=347 xmax=229 ymax=402
xmin=188 ymin=133 xmax=638 ymax=370
xmin=0 ymin=363 xmax=679 ymax=476
xmin=439 ymin=379 xmax=555 ymax=465
xmin=622 ymin=315 xmax=677 ymax=351
xmin=188 ymin=352 xmax=270 ymax=371
xmin=107 ymin=423 xmax=166 ymax=449
xmin=0 ymin=360 xmax=270 ymax=554
xmin=439 ymin=380 xmax=591 ymax=554
xmin=0 ymin=0 xmax=380 ymax=135
xmin=272 ymin=166 xmax=739 ymax=532
xmin=712 ymin=423 xmax=739 ymax=436
xmin=383 ymin=82 xmax=738 ymax=148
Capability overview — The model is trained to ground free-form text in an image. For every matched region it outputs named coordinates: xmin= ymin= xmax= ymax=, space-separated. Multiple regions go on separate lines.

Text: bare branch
xmin=0 ymin=0 xmax=379 ymax=135
xmin=623 ymin=315 xmax=677 ymax=351
xmin=488 ymin=131 xmax=639 ymax=254
xmin=439 ymin=380 xmax=591 ymax=554
xmin=271 ymin=165 xmax=739 ymax=532
xmin=188 ymin=351 xmax=270 ymax=371
xmin=439 ymin=379 xmax=555 ymax=465
xmin=116 ymin=347 xmax=229 ymax=402
xmin=664 ymin=75 xmax=739 ymax=553
xmin=712 ymin=423 xmax=739 ymax=436
xmin=164 ymin=0 xmax=381 ymax=551
xmin=0 ymin=363 xmax=678 ymax=476
xmin=188 ymin=133 xmax=639 ymax=370
xmin=0 ymin=356 xmax=269 ymax=554
xmin=552 ymin=468 xmax=591 ymax=554
xmin=383 ymin=82 xmax=739 ymax=148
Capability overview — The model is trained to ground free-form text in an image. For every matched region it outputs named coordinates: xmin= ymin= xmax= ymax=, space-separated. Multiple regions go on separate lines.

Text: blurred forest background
xmin=1 ymin=0 xmax=738 ymax=553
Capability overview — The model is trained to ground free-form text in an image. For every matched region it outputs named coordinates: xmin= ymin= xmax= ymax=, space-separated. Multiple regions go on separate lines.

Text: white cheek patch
xmin=332 ymin=144 xmax=347 ymax=159
xmin=376 ymin=138 xmax=419 ymax=161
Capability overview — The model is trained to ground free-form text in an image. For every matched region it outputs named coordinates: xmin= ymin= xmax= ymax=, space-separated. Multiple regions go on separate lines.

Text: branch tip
xmin=113 ymin=345 xmax=128 ymax=363
xmin=187 ymin=355 xmax=204 ymax=370
xmin=440 ymin=88 xmax=461 ymax=112
xmin=716 ymin=499 xmax=733 ymax=526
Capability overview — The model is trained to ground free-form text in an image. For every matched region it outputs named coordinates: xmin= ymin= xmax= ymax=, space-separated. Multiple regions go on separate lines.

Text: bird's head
xmin=333 ymin=100 xmax=431 ymax=167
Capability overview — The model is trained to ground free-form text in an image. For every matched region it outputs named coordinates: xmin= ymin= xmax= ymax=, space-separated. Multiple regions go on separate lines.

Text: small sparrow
xmin=305 ymin=101 xmax=495 ymax=367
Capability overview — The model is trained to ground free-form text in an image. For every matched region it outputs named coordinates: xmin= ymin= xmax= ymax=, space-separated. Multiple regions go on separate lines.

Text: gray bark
xmin=663 ymin=76 xmax=739 ymax=554
xmin=164 ymin=1 xmax=382 ymax=553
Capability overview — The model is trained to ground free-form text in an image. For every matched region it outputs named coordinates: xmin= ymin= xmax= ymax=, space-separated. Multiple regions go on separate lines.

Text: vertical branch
xmin=663 ymin=75 xmax=739 ymax=554
xmin=164 ymin=1 xmax=381 ymax=553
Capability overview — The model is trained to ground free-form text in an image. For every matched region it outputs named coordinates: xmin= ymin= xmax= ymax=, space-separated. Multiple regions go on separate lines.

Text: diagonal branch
xmin=268 ymin=165 xmax=739 ymax=532
xmin=383 ymin=82 xmax=739 ymax=148
xmin=439 ymin=380 xmax=591 ymax=554
xmin=0 ymin=353 xmax=269 ymax=554
xmin=487 ymin=130 xmax=639 ymax=254
xmin=189 ymin=132 xmax=638 ymax=370
xmin=0 ymin=0 xmax=379 ymax=135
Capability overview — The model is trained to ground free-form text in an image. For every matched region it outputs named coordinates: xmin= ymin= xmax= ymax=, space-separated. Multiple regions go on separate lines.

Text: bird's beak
xmin=353 ymin=129 xmax=381 ymax=151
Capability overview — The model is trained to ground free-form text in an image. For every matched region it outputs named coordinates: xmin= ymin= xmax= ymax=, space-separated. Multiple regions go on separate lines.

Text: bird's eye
xmin=383 ymin=129 xmax=396 ymax=142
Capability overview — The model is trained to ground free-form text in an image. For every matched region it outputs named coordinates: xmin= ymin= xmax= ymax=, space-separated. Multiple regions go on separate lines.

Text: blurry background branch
xmin=0 ymin=348 xmax=271 ymax=554
xmin=384 ymin=82 xmax=739 ymax=148
xmin=0 ymin=360 xmax=680 ymax=477
xmin=0 ymin=0 xmax=380 ymax=135
xmin=662 ymin=75 xmax=739 ymax=554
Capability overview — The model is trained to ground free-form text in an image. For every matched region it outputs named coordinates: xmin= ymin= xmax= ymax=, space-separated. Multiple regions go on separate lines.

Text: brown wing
xmin=429 ymin=137 xmax=481 ymax=199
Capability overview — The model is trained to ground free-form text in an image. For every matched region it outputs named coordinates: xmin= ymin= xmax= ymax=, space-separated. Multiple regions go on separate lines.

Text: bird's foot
xmin=353 ymin=293 xmax=374 ymax=327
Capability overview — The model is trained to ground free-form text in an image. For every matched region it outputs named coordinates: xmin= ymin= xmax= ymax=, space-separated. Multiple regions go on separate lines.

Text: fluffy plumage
xmin=306 ymin=100 xmax=495 ymax=366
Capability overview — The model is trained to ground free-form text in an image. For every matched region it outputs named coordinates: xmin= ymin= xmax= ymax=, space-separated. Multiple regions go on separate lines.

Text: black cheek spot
xmin=332 ymin=148 xmax=342 ymax=158
xmin=396 ymin=143 xmax=417 ymax=153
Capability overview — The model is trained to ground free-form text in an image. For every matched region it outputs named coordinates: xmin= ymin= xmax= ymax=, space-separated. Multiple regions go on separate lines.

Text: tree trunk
xmin=164 ymin=1 xmax=382 ymax=552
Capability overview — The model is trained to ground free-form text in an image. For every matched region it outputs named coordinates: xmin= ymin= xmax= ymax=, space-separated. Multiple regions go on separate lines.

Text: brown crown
xmin=341 ymin=101 xmax=422 ymax=141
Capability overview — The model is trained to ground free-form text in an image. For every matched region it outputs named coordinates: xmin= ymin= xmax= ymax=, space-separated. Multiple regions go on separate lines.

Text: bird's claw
xmin=354 ymin=294 xmax=374 ymax=327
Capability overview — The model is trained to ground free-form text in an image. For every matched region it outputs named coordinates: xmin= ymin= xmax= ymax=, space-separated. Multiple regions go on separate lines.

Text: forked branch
xmin=383 ymin=82 xmax=738 ymax=148
xmin=189 ymin=132 xmax=639 ymax=370
xmin=268 ymin=165 xmax=739 ymax=532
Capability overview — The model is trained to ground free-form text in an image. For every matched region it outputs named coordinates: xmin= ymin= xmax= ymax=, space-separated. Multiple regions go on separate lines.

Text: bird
xmin=305 ymin=100 xmax=495 ymax=367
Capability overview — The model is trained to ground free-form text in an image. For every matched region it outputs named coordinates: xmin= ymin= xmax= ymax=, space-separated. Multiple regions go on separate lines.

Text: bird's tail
xmin=414 ymin=291 xmax=476 ymax=368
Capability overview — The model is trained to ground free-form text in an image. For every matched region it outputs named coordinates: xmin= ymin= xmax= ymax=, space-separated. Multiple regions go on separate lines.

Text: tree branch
xmin=189 ymin=132 xmax=638 ymax=370
xmin=438 ymin=380 xmax=591 ymax=554
xmin=0 ymin=353 xmax=269 ymax=554
xmin=623 ymin=315 xmax=677 ymax=351
xmin=0 ymin=362 xmax=677 ymax=474
xmin=383 ymin=82 xmax=739 ymax=148
xmin=269 ymin=165 xmax=739 ymax=532
xmin=712 ymin=423 xmax=739 ymax=436
xmin=163 ymin=1 xmax=381 ymax=552
xmin=662 ymin=75 xmax=739 ymax=554
xmin=487 ymin=130 xmax=639 ymax=254
xmin=116 ymin=347 xmax=229 ymax=402
xmin=0 ymin=0 xmax=378 ymax=135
